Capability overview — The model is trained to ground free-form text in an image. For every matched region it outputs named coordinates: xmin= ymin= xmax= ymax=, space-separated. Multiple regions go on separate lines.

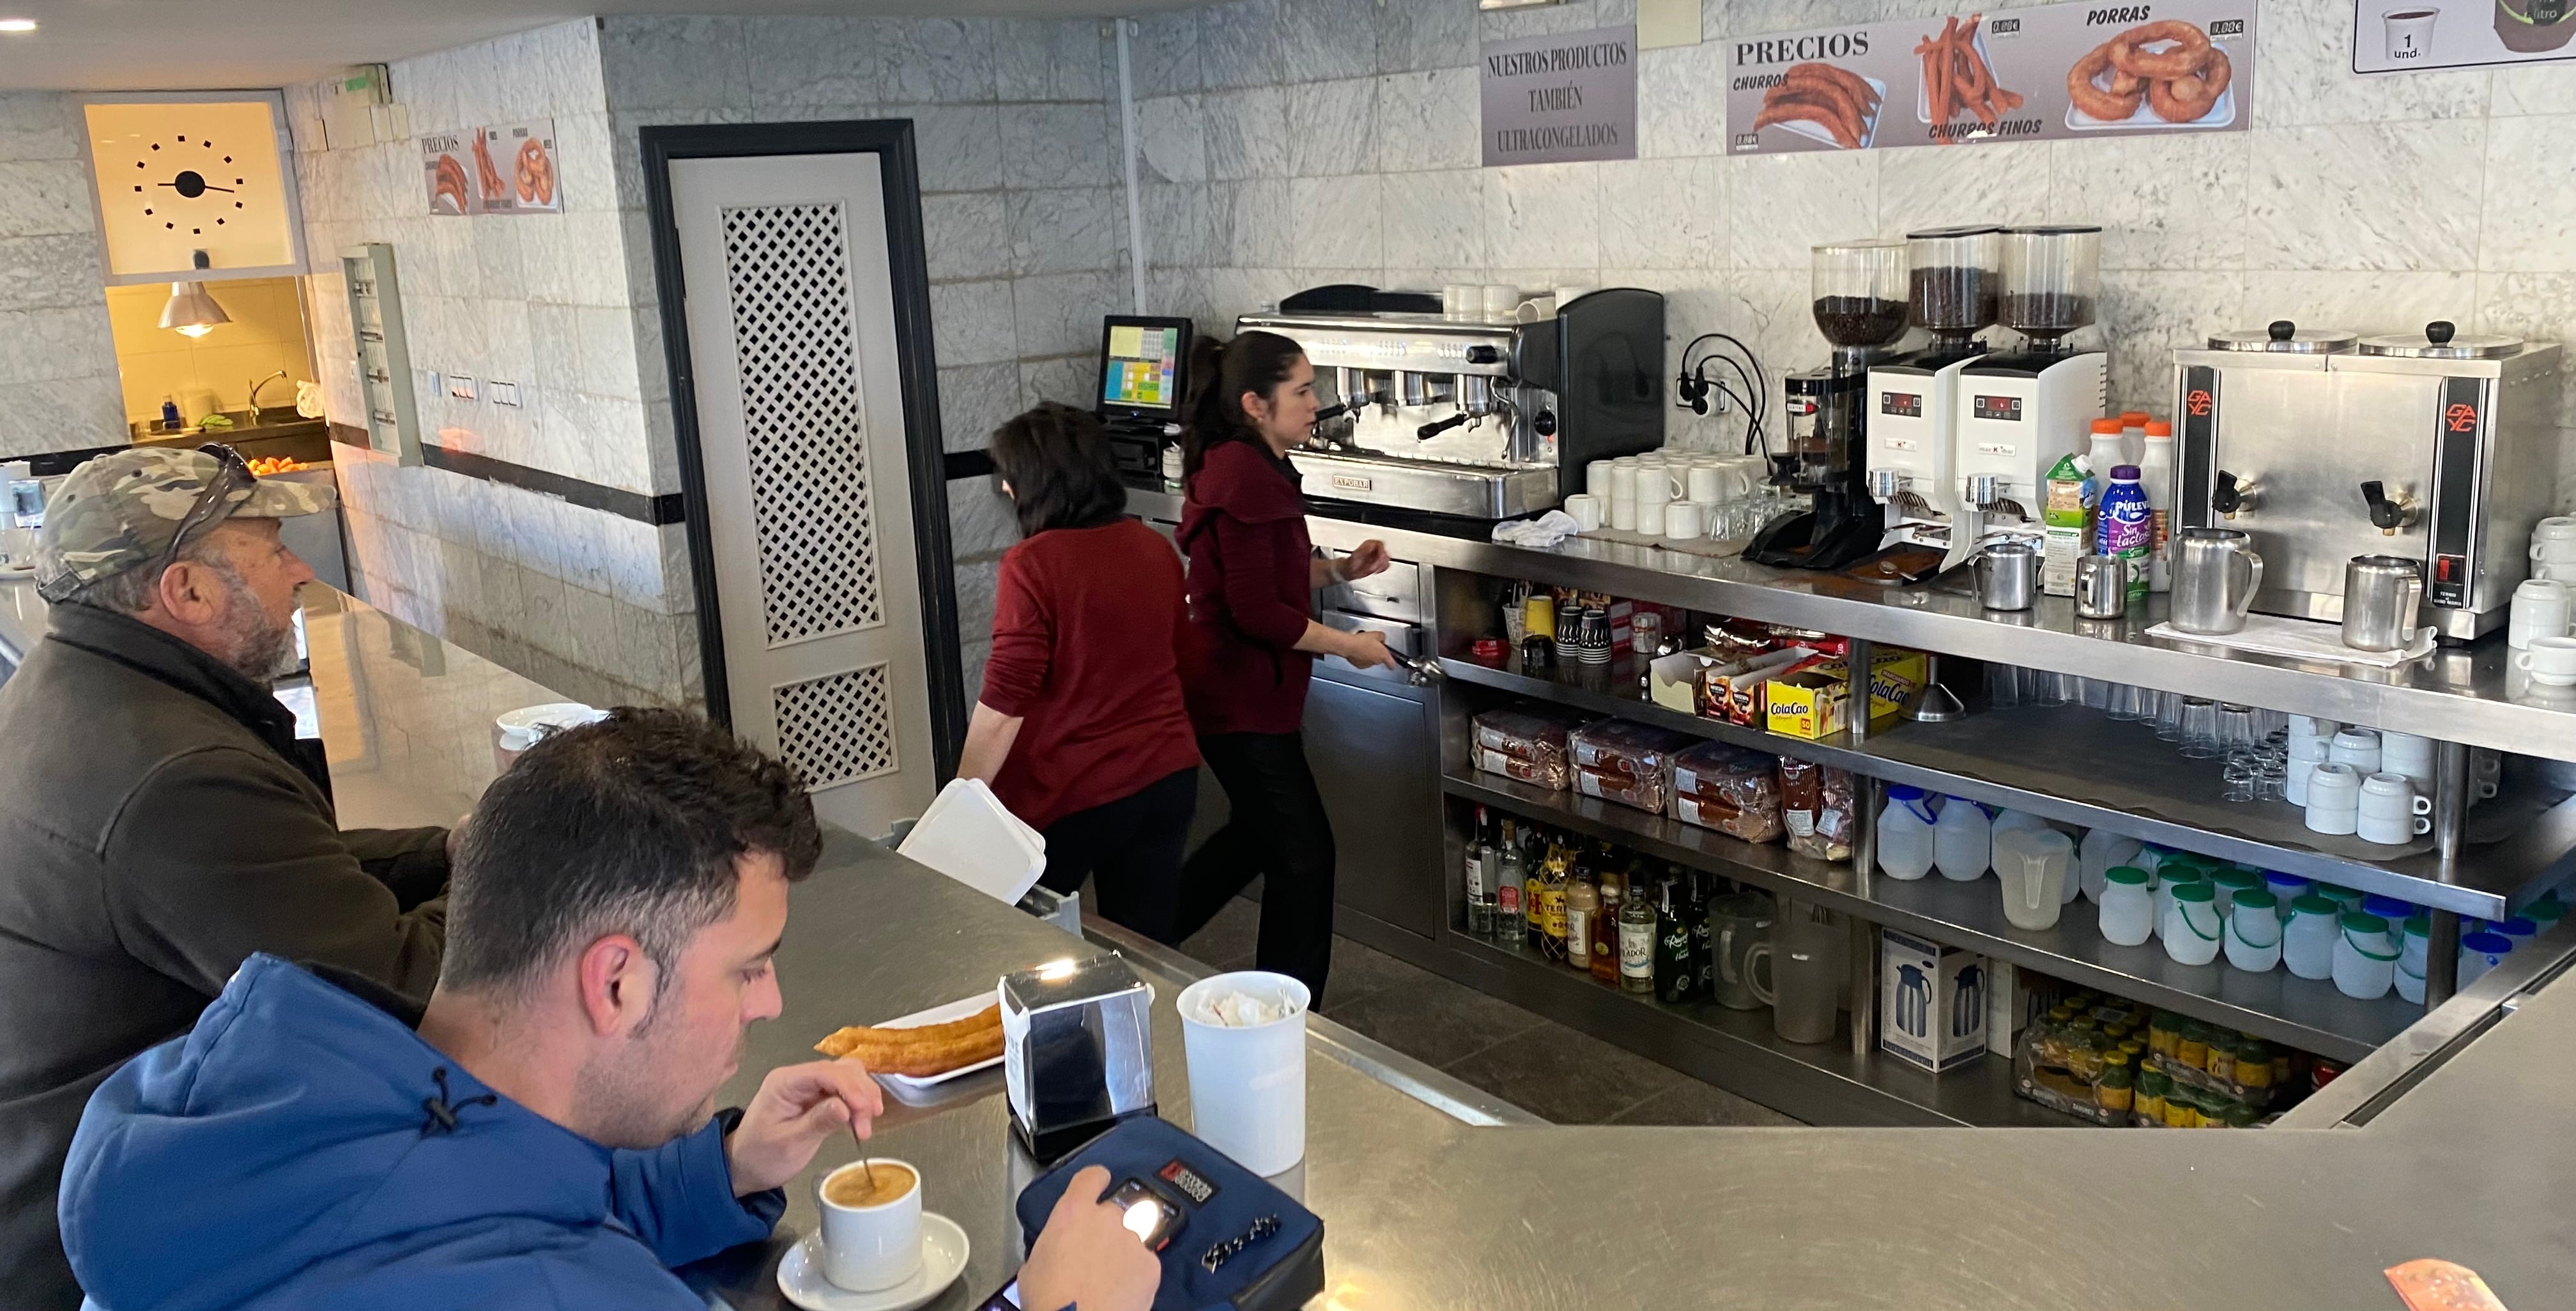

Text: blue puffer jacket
xmin=58 ymin=953 xmax=784 ymax=1310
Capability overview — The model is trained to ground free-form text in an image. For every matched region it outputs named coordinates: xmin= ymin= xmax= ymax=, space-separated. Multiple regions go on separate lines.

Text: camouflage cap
xmin=34 ymin=446 xmax=333 ymax=601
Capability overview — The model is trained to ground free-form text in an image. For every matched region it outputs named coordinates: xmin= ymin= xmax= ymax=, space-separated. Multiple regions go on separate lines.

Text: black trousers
xmin=1174 ymin=730 xmax=1336 ymax=1006
xmin=1038 ymin=766 xmax=1200 ymax=944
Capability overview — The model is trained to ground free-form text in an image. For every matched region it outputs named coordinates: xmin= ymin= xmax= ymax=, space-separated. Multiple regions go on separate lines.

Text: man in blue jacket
xmin=55 ymin=709 xmax=1158 ymax=1311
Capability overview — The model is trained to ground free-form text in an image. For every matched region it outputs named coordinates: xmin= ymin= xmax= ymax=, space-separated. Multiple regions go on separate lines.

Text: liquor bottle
xmin=1590 ymin=864 xmax=1624 ymax=983
xmin=1618 ymin=871 xmax=1658 ymax=993
xmin=1685 ymin=868 xmax=1715 ymax=999
xmin=1654 ymin=877 xmax=1696 ymax=1004
xmin=1464 ymin=806 xmax=1493 ymax=938
xmin=1521 ymin=825 xmax=1546 ymax=952
xmin=1538 ymin=841 xmax=1570 ymax=964
xmin=1494 ymin=821 xmax=1525 ymax=946
xmin=1565 ymin=864 xmax=1598 ymax=972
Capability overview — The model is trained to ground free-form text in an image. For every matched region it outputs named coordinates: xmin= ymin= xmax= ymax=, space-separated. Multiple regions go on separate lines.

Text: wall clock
xmin=80 ymin=93 xmax=307 ymax=284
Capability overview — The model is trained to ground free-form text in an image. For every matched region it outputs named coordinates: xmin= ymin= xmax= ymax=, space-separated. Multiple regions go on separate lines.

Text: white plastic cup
xmin=816 ymin=1159 xmax=925 ymax=1292
xmin=2396 ymin=919 xmax=2429 ymax=1004
xmin=1177 ymin=970 xmax=1310 ymax=1176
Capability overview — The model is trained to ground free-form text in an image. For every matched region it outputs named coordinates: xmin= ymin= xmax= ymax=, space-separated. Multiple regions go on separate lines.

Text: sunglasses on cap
xmin=155 ymin=443 xmax=258 ymax=578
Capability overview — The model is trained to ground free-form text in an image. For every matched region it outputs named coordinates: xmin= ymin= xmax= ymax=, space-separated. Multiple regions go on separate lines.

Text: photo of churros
xmin=2066 ymin=20 xmax=2235 ymax=128
xmin=1752 ymin=61 xmax=1887 ymax=151
xmin=1916 ymin=14 xmax=2025 ymax=135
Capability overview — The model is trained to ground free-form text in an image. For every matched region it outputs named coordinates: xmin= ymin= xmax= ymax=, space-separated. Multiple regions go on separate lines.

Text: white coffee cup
xmin=1664 ymin=500 xmax=1704 ymax=540
xmin=1586 ymin=459 xmax=1616 ymax=499
xmin=2382 ymin=6 xmax=2437 ymax=59
xmin=2328 ymin=728 xmax=2382 ymax=775
xmin=1516 ymin=295 xmax=1557 ymax=323
xmin=2288 ymin=714 xmax=2339 ymax=741
xmin=2514 ymin=634 xmax=2576 ymax=686
xmin=816 ymin=1159 xmax=925 ymax=1292
xmin=2304 ymin=763 xmax=2362 ymax=836
xmin=1687 ymin=463 xmax=1726 ymax=503
xmin=1177 ymin=970 xmax=1311 ymax=1176
xmin=2511 ymin=578 xmax=2572 ymax=650
xmin=1609 ymin=494 xmax=1637 ymax=532
xmin=1633 ymin=457 xmax=1679 ymax=505
xmin=1443 ymin=284 xmax=1475 ymax=319
xmin=2359 ymin=770 xmax=2432 ymax=818
xmin=2531 ymin=540 xmax=2576 ymax=564
xmin=1482 ymin=284 xmax=1522 ymax=319
xmin=1556 ymin=285 xmax=1597 ymax=305
xmin=1637 ymin=499 xmax=1667 ymax=536
xmin=2378 ymin=731 xmax=2436 ymax=790
xmin=2533 ymin=515 xmax=2576 ymax=543
xmin=1564 ymin=493 xmax=1603 ymax=532
xmin=2285 ymin=755 xmax=2317 ymax=807
xmin=1606 ymin=463 xmax=1639 ymax=501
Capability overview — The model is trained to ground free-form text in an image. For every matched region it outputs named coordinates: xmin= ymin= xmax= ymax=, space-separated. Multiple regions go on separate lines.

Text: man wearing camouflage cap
xmin=0 ymin=445 xmax=453 ymax=1308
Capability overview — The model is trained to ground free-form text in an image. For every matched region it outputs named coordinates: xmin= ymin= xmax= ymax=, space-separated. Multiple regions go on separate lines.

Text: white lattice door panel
xmin=671 ymin=153 xmax=934 ymax=837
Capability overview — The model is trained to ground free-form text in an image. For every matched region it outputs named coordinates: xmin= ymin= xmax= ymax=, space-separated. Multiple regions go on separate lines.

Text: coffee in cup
xmin=818 ymin=1158 xmax=925 ymax=1291
xmin=822 ymin=1161 xmax=917 ymax=1209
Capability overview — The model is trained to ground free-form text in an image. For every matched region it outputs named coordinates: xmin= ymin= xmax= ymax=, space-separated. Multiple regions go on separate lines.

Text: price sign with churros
xmin=420 ymin=132 xmax=475 ymax=216
xmin=478 ymin=119 xmax=562 ymax=215
xmin=1726 ymin=0 xmax=2256 ymax=154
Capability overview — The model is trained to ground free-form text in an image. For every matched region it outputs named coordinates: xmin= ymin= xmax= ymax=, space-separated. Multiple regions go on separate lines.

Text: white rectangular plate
xmin=849 ymin=989 xmax=1004 ymax=1103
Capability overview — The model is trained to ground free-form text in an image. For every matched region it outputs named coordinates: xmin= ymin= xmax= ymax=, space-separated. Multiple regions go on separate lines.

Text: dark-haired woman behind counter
xmin=1168 ymin=331 xmax=1395 ymax=1006
xmin=958 ymin=404 xmax=1202 ymax=942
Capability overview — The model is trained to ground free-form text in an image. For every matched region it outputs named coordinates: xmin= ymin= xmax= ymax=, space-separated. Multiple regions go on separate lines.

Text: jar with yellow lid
xmin=2148 ymin=1011 xmax=2182 ymax=1057
xmin=2162 ymin=1084 xmax=2200 ymax=1128
xmin=2236 ymin=1039 xmax=2273 ymax=1090
xmin=2135 ymin=1067 xmax=2169 ymax=1124
xmin=2205 ymin=1037 xmax=2236 ymax=1083
xmin=2096 ymin=1050 xmax=2135 ymax=1114
xmin=2175 ymin=1020 xmax=2209 ymax=1070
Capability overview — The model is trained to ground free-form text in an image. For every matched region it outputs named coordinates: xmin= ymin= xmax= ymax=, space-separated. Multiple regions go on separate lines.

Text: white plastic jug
xmin=2163 ymin=883 xmax=2223 ymax=966
xmin=2395 ymin=917 xmax=2429 ymax=1004
xmin=2331 ymin=913 xmax=2396 ymax=1000
xmin=1993 ymin=826 xmax=2072 ymax=930
xmin=2223 ymin=891 xmax=2281 ymax=973
xmin=1933 ymin=799 xmax=1991 ymax=882
xmin=1876 ymin=785 xmax=1938 ymax=881
xmin=2283 ymin=895 xmax=2340 ymax=980
xmin=2098 ymin=868 xmax=2154 ymax=946
xmin=2078 ymin=827 xmax=2143 ymax=904
xmin=1988 ymin=810 xmax=2072 ymax=904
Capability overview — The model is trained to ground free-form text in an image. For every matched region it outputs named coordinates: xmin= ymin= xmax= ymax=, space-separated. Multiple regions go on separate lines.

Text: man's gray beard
xmin=207 ymin=568 xmax=298 ymax=683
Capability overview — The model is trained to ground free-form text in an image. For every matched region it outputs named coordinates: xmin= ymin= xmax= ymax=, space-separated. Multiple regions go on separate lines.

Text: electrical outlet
xmin=487 ymin=381 xmax=519 ymax=407
xmin=447 ymin=374 xmax=477 ymax=402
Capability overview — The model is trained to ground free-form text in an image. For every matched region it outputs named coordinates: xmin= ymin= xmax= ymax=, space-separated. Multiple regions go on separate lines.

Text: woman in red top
xmin=957 ymin=404 xmax=1201 ymax=942
xmin=1169 ymin=332 xmax=1395 ymax=1005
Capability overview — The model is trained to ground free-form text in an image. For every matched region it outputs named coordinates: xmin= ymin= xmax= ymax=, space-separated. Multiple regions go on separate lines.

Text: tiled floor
xmin=1177 ymin=895 xmax=1798 ymax=1128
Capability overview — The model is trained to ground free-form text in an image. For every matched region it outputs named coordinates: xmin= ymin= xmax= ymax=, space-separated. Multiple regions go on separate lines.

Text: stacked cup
xmin=1634 ymin=454 xmax=1676 ymax=537
xmin=2379 ymin=731 xmax=2436 ymax=792
xmin=1608 ymin=460 xmax=1639 ymax=531
xmin=2510 ymin=577 xmax=2571 ymax=649
xmin=2303 ymin=762 xmax=2363 ymax=836
xmin=2284 ymin=717 xmax=2337 ymax=807
xmin=2357 ymin=772 xmax=2433 ymax=845
xmin=2531 ymin=516 xmax=2576 ymax=584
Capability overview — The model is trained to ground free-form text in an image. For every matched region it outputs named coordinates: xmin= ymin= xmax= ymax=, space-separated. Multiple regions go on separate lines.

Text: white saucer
xmin=777 ymin=1212 xmax=970 ymax=1311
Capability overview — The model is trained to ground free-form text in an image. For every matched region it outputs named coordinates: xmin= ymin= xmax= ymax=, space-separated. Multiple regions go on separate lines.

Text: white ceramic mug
xmin=1481 ymin=284 xmax=1522 ymax=319
xmin=1609 ymin=494 xmax=1637 ymax=532
xmin=1606 ymin=463 xmax=1639 ymax=502
xmin=1664 ymin=500 xmax=1704 ymax=540
xmin=2288 ymin=714 xmax=2339 ymax=741
xmin=2531 ymin=515 xmax=2576 ymax=544
xmin=1443 ymin=283 xmax=1475 ymax=319
xmin=2304 ymin=763 xmax=2362 ymax=836
xmin=1585 ymin=459 xmax=1616 ymax=499
xmin=2359 ymin=770 xmax=2432 ymax=818
xmin=2329 ymin=728 xmax=2382 ymax=776
xmin=1636 ymin=499 xmax=1667 ymax=537
xmin=2541 ymin=560 xmax=2576 ymax=585
xmin=2514 ymin=634 xmax=2576 ymax=686
xmin=2510 ymin=578 xmax=2572 ymax=650
xmin=1564 ymin=493 xmax=1603 ymax=532
xmin=816 ymin=1159 xmax=925 ymax=1292
xmin=2378 ymin=731 xmax=2435 ymax=790
xmin=1632 ymin=457 xmax=1680 ymax=505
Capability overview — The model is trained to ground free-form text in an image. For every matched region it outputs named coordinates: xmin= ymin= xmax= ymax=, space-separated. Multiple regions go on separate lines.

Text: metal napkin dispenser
xmin=1000 ymin=953 xmax=1158 ymax=1163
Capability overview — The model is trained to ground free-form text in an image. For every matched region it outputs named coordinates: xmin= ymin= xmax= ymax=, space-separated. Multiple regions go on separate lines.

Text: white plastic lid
xmin=495 ymin=702 xmax=608 ymax=751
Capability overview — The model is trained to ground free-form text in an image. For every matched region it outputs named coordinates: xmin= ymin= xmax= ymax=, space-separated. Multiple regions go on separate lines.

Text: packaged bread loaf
xmin=1476 ymin=745 xmax=1569 ymax=790
xmin=1777 ymin=756 xmax=1856 ymax=861
xmin=1575 ymin=765 xmax=1664 ymax=812
xmin=1669 ymin=740 xmax=1784 ymax=843
xmin=1567 ymin=719 xmax=1694 ymax=779
xmin=1472 ymin=706 xmax=1586 ymax=769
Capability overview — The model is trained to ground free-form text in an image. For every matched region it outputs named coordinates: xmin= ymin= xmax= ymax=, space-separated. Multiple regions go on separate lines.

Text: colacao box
xmin=1761 ymin=648 xmax=1926 ymax=740
xmin=1880 ymin=927 xmax=1987 ymax=1073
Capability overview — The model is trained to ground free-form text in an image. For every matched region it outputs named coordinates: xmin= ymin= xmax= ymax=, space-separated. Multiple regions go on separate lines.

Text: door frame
xmin=638 ymin=121 xmax=965 ymax=774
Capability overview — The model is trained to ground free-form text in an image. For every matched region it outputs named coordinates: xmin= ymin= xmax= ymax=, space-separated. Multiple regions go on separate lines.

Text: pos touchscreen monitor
xmin=1096 ymin=316 xmax=1194 ymax=423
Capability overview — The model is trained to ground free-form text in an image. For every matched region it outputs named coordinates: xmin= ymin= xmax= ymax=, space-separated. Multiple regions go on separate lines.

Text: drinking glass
xmin=2106 ymin=683 xmax=2148 ymax=721
xmin=2154 ymin=691 xmax=2186 ymax=742
xmin=2080 ymin=677 xmax=2112 ymax=710
xmin=2218 ymin=703 xmax=2257 ymax=755
xmin=2033 ymin=669 xmax=2071 ymax=707
xmin=2181 ymin=697 xmax=2222 ymax=758
xmin=2221 ymin=756 xmax=2259 ymax=802
xmin=2257 ymin=757 xmax=2288 ymax=803
xmin=1986 ymin=662 xmax=2024 ymax=709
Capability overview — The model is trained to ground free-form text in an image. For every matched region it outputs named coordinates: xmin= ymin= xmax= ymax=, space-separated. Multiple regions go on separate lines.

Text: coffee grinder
xmin=1952 ymin=225 xmax=2107 ymax=528
xmin=1867 ymin=226 xmax=2000 ymax=573
xmin=1746 ymin=240 xmax=1909 ymax=570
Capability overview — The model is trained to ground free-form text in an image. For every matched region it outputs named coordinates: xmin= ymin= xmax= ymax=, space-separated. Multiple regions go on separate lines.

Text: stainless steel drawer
xmin=1319 ymin=610 xmax=1421 ymax=670
xmin=1322 ymin=555 xmax=1423 ymax=622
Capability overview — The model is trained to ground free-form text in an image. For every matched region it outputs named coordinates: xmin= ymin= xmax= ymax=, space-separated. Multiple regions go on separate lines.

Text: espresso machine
xmin=1235 ymin=287 xmax=1664 ymax=520
xmin=2172 ymin=319 xmax=2564 ymax=640
xmin=1951 ymin=225 xmax=2108 ymax=527
xmin=1745 ymin=240 xmax=1910 ymax=570
xmin=1867 ymin=226 xmax=1999 ymax=571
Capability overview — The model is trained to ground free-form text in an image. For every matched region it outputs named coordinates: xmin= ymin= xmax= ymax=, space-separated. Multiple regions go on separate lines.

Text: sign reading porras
xmin=1480 ymin=26 xmax=1639 ymax=166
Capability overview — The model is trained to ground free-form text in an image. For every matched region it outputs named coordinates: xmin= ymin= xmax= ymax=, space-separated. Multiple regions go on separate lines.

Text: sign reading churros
xmin=1728 ymin=0 xmax=2256 ymax=154
xmin=424 ymin=118 xmax=564 ymax=216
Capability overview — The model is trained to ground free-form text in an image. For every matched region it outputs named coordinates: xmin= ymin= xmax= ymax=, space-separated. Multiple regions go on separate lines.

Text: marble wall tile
xmin=1724 ymin=150 xmax=1878 ymax=270
xmin=869 ymin=18 xmax=1000 ymax=105
xmin=0 ymin=233 xmax=104 ymax=312
xmin=953 ymin=556 xmax=1004 ymax=646
xmin=616 ymin=599 xmax=684 ymax=703
xmin=1140 ymin=181 xmax=1213 ymax=270
xmin=2245 ymin=121 xmax=2485 ymax=271
xmin=1130 ymin=10 xmax=1204 ymax=98
xmin=1292 ymin=175 xmax=1383 ymax=266
xmin=923 ymin=193 xmax=1013 ymax=282
xmin=1137 ymin=95 xmax=1209 ymax=184
xmin=895 ymin=105 xmax=1006 ymax=195
xmin=742 ymin=17 xmax=887 ymax=111
xmin=1202 ymin=86 xmax=1291 ymax=181
xmin=1020 ymin=354 xmax=1103 ymax=409
xmin=2255 ymin=0 xmax=2489 ymax=126
xmin=1480 ymin=0 xmax=1600 ymax=42
xmin=562 ymin=581 xmax=624 ymax=680
xmin=576 ymin=305 xmax=643 ymax=400
xmin=1287 ymin=78 xmax=1377 ymax=176
xmin=958 ymin=637 xmax=993 ymax=709
xmin=2492 ymin=65 xmax=2576 ymax=116
xmin=0 ymin=377 xmax=121 ymax=459
xmin=1008 ymin=187 xmax=1129 ymax=277
xmin=1211 ymin=178 xmax=1294 ymax=265
xmin=2049 ymin=133 xmax=2249 ymax=270
xmin=518 ymin=567 xmax=572 ymax=661
xmin=2478 ymin=115 xmax=2576 ymax=273
xmin=2476 ymin=272 xmax=2576 ymax=424
xmin=0 ymin=92 xmax=79 ymax=161
xmin=1002 ymin=103 xmax=1118 ymax=189
xmin=947 ymin=477 xmax=1021 ymax=558
xmin=0 ymin=160 xmax=99 ymax=237
xmin=1486 ymin=162 xmax=1600 ymax=269
xmin=1199 ymin=0 xmax=1285 ymax=91
xmin=1637 ymin=41 xmax=1728 ymax=161
xmin=939 ymin=361 xmax=1026 ymax=450
xmin=0 ymin=306 xmax=112 ymax=385
xmin=548 ymin=112 xmax=618 ymax=217
xmin=1876 ymin=143 xmax=2057 ymax=236
xmin=1375 ymin=68 xmax=1480 ymax=172
xmin=1382 ymin=168 xmax=1486 ymax=270
xmin=1278 ymin=0 xmax=1380 ymax=83
xmin=2241 ymin=270 xmax=2476 ymax=337
xmin=1598 ymin=156 xmax=1721 ymax=270
xmin=1013 ymin=270 xmax=1126 ymax=357
xmin=1375 ymin=0 xmax=1478 ymax=73
xmin=2097 ymin=272 xmax=2246 ymax=417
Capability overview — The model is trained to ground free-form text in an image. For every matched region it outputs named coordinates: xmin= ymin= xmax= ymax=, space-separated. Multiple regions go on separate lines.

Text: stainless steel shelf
xmin=1433 ymin=919 xmax=2077 ymax=1128
xmin=1296 ymin=514 xmax=2576 ymax=767
xmin=1438 ymin=656 xmax=2576 ymax=919
xmin=1444 ymin=771 xmax=2412 ymax=1064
